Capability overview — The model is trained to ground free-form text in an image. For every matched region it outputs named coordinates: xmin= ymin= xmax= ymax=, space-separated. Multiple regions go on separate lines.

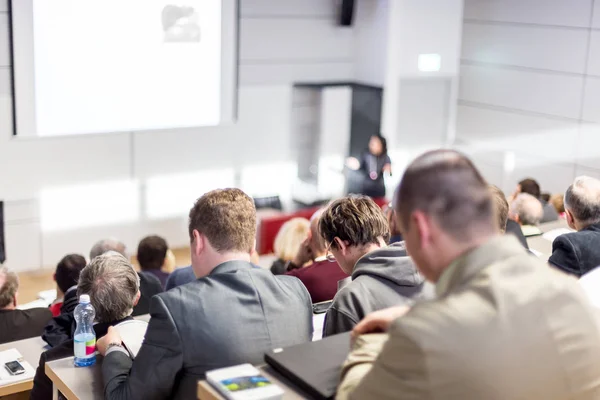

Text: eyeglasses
xmin=325 ymin=240 xmax=337 ymax=263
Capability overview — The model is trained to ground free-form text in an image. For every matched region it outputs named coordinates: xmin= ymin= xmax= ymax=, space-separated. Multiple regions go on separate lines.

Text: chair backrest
xmin=254 ymin=195 xmax=283 ymax=211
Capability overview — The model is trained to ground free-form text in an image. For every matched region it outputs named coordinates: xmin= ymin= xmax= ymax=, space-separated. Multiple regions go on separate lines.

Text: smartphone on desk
xmin=4 ymin=361 xmax=25 ymax=376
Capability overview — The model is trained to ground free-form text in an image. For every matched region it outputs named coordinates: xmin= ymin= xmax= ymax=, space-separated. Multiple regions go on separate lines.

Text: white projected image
xmin=14 ymin=0 xmax=231 ymax=136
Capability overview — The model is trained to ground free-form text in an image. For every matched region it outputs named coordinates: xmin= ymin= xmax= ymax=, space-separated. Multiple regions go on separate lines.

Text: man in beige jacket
xmin=337 ymin=150 xmax=600 ymax=400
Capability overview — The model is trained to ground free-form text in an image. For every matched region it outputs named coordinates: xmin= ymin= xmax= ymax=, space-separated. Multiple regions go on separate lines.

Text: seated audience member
xmin=0 ymin=266 xmax=52 ymax=345
xmin=336 ymin=150 xmax=600 ymax=400
xmin=509 ymin=193 xmax=544 ymax=236
xmin=31 ymin=252 xmax=139 ymax=400
xmin=285 ymin=210 xmax=348 ymax=303
xmin=514 ymin=178 xmax=559 ymax=222
xmin=489 ymin=185 xmax=529 ymax=249
xmin=384 ymin=204 xmax=402 ymax=244
xmin=43 ymin=239 xmax=162 ymax=347
xmin=49 ymin=254 xmax=87 ymax=317
xmin=319 ymin=195 xmax=432 ymax=337
xmin=549 ymin=176 xmax=600 ymax=277
xmin=90 ymin=238 xmax=163 ymax=316
xmin=165 ymin=265 xmax=195 ymax=290
xmin=550 ymin=193 xmax=566 ymax=216
xmin=270 ymin=217 xmax=311 ymax=275
xmin=136 ymin=235 xmax=173 ymax=289
xmin=97 ymin=189 xmax=313 ymax=399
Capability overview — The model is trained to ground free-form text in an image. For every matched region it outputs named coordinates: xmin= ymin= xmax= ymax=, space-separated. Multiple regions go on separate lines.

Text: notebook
xmin=264 ymin=332 xmax=351 ymax=400
xmin=114 ymin=320 xmax=148 ymax=358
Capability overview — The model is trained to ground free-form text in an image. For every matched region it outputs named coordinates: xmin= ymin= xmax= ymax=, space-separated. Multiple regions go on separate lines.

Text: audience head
xmin=383 ymin=203 xmax=402 ymax=242
xmin=564 ymin=176 xmax=600 ymax=231
xmin=55 ymin=254 xmax=87 ymax=296
xmin=541 ymin=193 xmax=551 ymax=203
xmin=319 ymin=195 xmax=390 ymax=275
xmin=0 ymin=266 xmax=18 ymax=310
xmin=509 ymin=193 xmax=544 ymax=226
xmin=137 ymin=235 xmax=169 ymax=272
xmin=550 ymin=193 xmax=565 ymax=214
xmin=395 ymin=150 xmax=495 ymax=283
xmin=90 ymin=238 xmax=127 ymax=260
xmin=77 ymin=251 xmax=140 ymax=323
xmin=188 ymin=188 xmax=257 ymax=278
xmin=518 ymin=178 xmax=541 ymax=199
xmin=368 ymin=135 xmax=387 ymax=157
xmin=273 ymin=218 xmax=310 ymax=262
xmin=307 ymin=209 xmax=327 ymax=257
xmin=489 ymin=185 xmax=509 ymax=233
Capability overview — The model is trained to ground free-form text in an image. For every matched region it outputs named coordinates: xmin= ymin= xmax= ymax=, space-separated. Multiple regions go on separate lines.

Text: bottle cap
xmin=79 ymin=294 xmax=91 ymax=304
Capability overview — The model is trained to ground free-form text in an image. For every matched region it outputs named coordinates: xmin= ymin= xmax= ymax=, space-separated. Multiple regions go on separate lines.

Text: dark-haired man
xmin=49 ymin=254 xmax=87 ymax=317
xmin=98 ymin=189 xmax=312 ymax=399
xmin=137 ymin=235 xmax=171 ymax=289
xmin=337 ymin=150 xmax=600 ymax=400
xmin=319 ymin=195 xmax=432 ymax=337
xmin=549 ymin=176 xmax=600 ymax=277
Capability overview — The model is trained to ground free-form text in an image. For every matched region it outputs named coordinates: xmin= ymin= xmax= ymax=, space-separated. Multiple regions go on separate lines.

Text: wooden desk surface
xmin=197 ymin=366 xmax=311 ymax=400
xmin=46 ymin=356 xmax=103 ymax=400
xmin=0 ymin=336 xmax=47 ymax=397
xmin=527 ymin=219 xmax=570 ymax=258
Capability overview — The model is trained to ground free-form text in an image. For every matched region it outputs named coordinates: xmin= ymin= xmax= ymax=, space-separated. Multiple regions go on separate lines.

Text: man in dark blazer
xmin=0 ymin=266 xmax=52 ymax=345
xmin=97 ymin=189 xmax=313 ymax=399
xmin=549 ymin=176 xmax=600 ymax=277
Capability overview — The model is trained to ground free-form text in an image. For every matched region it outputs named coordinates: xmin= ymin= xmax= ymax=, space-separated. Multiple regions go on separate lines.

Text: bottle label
xmin=74 ymin=337 xmax=96 ymax=358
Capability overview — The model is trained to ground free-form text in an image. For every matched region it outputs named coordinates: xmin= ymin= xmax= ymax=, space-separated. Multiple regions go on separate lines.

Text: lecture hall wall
xmin=0 ymin=0 xmax=358 ymax=271
xmin=456 ymin=0 xmax=600 ymax=195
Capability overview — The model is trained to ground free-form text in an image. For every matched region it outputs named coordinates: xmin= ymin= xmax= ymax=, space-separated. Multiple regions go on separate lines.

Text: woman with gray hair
xmin=31 ymin=252 xmax=140 ymax=400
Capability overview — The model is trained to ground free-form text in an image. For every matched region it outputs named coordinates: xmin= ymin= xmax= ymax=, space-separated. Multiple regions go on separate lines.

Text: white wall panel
xmin=0 ymin=67 xmax=9 ymax=95
xmin=240 ymin=62 xmax=354 ymax=85
xmin=576 ymin=123 xmax=600 ymax=170
xmin=0 ymin=2 xmax=6 ymax=13
xmin=240 ymin=0 xmax=336 ymax=17
xmin=582 ymin=77 xmax=600 ymax=123
xmin=241 ymin=19 xmax=353 ymax=62
xmin=464 ymin=0 xmax=593 ymax=28
xmin=3 ymin=199 xmax=38 ymax=223
xmin=586 ymin=31 xmax=600 ymax=77
xmin=4 ymin=223 xmax=41 ymax=272
xmin=592 ymin=1 xmax=600 ymax=28
xmin=0 ymin=13 xmax=8 ymax=67
xmin=462 ymin=23 xmax=588 ymax=74
xmin=456 ymin=105 xmax=579 ymax=161
xmin=460 ymin=64 xmax=584 ymax=119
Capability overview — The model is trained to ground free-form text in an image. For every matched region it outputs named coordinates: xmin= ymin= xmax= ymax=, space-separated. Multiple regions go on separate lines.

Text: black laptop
xmin=264 ymin=332 xmax=351 ymax=400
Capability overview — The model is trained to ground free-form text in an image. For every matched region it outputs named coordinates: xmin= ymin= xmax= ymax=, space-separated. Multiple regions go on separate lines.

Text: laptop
xmin=264 ymin=332 xmax=351 ymax=400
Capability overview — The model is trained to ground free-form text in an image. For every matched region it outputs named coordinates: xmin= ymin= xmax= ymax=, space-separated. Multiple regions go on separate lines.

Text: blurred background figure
xmin=270 ymin=218 xmax=310 ymax=275
xmin=347 ymin=135 xmax=392 ymax=198
xmin=550 ymin=193 xmax=566 ymax=217
xmin=511 ymin=178 xmax=558 ymax=223
xmin=509 ymin=193 xmax=544 ymax=237
xmin=136 ymin=235 xmax=176 ymax=289
xmin=49 ymin=254 xmax=87 ymax=317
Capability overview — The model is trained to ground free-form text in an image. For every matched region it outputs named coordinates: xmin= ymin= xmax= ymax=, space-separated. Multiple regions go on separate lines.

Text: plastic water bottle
xmin=73 ymin=294 xmax=96 ymax=367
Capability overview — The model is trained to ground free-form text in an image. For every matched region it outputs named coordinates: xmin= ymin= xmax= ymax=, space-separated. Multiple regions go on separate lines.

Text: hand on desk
xmin=97 ymin=326 xmax=123 ymax=356
xmin=351 ymin=305 xmax=410 ymax=342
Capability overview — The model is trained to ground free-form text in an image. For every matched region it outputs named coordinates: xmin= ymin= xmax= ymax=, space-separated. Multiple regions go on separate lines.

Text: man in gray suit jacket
xmin=97 ymin=188 xmax=313 ymax=399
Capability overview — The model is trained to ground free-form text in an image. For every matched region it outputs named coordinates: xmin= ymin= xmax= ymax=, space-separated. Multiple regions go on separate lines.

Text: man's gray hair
xmin=564 ymin=176 xmax=600 ymax=228
xmin=0 ymin=266 xmax=19 ymax=309
xmin=77 ymin=251 xmax=139 ymax=322
xmin=510 ymin=193 xmax=543 ymax=226
xmin=89 ymin=238 xmax=127 ymax=260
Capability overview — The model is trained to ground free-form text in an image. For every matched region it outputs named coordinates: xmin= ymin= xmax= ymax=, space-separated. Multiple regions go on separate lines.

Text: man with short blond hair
xmin=98 ymin=188 xmax=312 ymax=399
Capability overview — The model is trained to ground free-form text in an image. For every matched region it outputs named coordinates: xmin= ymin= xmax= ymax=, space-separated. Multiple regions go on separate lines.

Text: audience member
xmin=515 ymin=178 xmax=559 ymax=222
xmin=0 ymin=266 xmax=52 ymax=344
xmin=509 ymin=193 xmax=543 ymax=236
xmin=383 ymin=204 xmax=402 ymax=244
xmin=136 ymin=235 xmax=172 ymax=289
xmin=164 ymin=265 xmax=196 ymax=290
xmin=91 ymin=238 xmax=163 ymax=316
xmin=550 ymin=193 xmax=566 ymax=216
xmin=319 ymin=195 xmax=432 ymax=337
xmin=285 ymin=210 xmax=348 ymax=303
xmin=31 ymin=252 xmax=140 ymax=400
xmin=337 ymin=150 xmax=600 ymax=400
xmin=43 ymin=239 xmax=162 ymax=347
xmin=49 ymin=254 xmax=87 ymax=317
xmin=97 ymin=189 xmax=313 ymax=398
xmin=549 ymin=176 xmax=600 ymax=277
xmin=270 ymin=217 xmax=310 ymax=275
xmin=489 ymin=185 xmax=529 ymax=249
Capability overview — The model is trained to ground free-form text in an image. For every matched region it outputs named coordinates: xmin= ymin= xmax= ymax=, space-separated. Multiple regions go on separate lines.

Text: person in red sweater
xmin=285 ymin=210 xmax=348 ymax=303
